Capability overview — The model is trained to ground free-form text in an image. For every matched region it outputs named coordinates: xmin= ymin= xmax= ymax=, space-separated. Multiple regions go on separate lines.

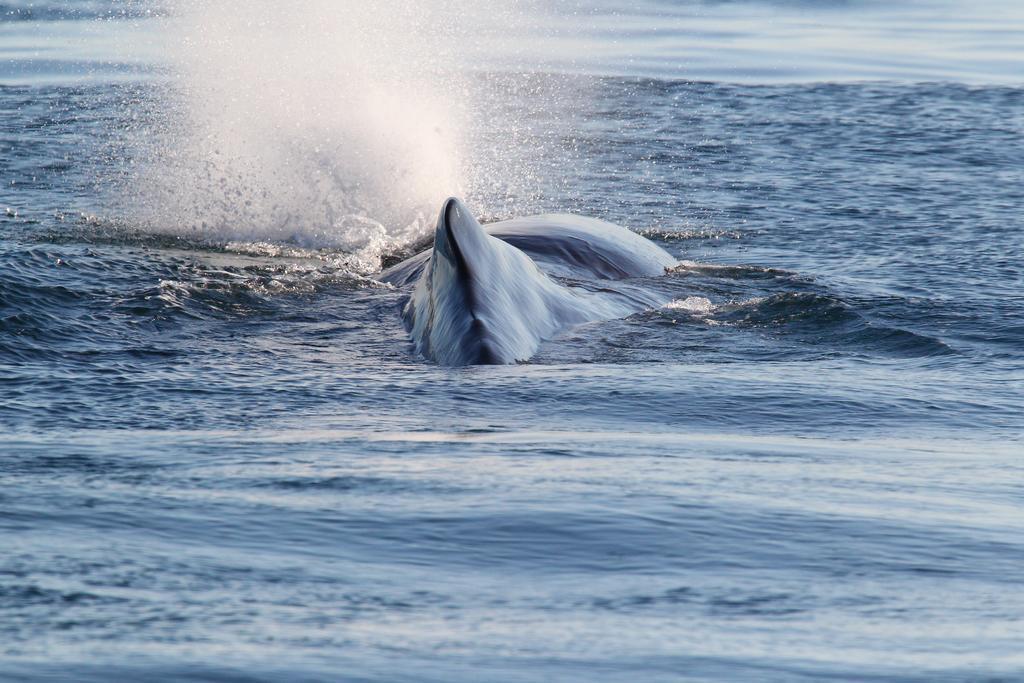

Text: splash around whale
xmin=380 ymin=198 xmax=677 ymax=365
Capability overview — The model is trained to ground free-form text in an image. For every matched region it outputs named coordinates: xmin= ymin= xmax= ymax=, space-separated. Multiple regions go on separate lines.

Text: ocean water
xmin=2 ymin=1 xmax=1023 ymax=681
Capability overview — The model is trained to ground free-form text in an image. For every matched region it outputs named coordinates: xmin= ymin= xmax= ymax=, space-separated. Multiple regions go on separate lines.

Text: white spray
xmin=130 ymin=0 xmax=531 ymax=267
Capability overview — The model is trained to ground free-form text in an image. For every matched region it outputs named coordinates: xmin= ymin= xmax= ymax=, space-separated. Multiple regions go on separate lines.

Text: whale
xmin=380 ymin=197 xmax=677 ymax=365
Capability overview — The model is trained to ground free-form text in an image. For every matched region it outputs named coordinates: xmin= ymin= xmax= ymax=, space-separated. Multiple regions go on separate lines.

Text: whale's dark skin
xmin=380 ymin=197 xmax=677 ymax=366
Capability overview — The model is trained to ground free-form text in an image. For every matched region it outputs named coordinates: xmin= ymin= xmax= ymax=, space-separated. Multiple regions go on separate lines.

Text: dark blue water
xmin=2 ymin=2 xmax=1024 ymax=681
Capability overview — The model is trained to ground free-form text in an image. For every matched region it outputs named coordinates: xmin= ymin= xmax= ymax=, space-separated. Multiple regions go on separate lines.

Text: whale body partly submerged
xmin=380 ymin=197 xmax=677 ymax=365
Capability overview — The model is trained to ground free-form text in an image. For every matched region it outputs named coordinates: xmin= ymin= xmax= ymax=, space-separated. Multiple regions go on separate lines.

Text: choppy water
xmin=2 ymin=1 xmax=1023 ymax=682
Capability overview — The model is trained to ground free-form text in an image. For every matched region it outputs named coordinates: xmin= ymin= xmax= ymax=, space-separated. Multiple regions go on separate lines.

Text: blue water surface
xmin=1 ymin=1 xmax=1023 ymax=681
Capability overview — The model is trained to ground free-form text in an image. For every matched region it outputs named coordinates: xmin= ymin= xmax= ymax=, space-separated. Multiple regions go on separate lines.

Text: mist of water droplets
xmin=117 ymin=0 xmax=580 ymax=271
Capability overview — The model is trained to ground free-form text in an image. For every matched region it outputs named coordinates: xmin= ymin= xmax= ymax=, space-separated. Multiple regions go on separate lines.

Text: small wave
xmin=111 ymin=262 xmax=384 ymax=322
xmin=252 ymin=474 xmax=465 ymax=496
xmin=0 ymin=584 xmax=126 ymax=608
xmin=717 ymin=292 xmax=850 ymax=327
xmin=0 ymin=240 xmax=391 ymax=367
xmin=717 ymin=293 xmax=955 ymax=358
xmin=36 ymin=214 xmax=420 ymax=275
xmin=638 ymin=228 xmax=747 ymax=242
xmin=628 ymin=291 xmax=956 ymax=361
xmin=590 ymin=586 xmax=807 ymax=617
xmin=663 ymin=296 xmax=715 ymax=315
xmin=38 ymin=214 xmax=239 ymax=252
xmin=669 ymin=260 xmax=804 ymax=281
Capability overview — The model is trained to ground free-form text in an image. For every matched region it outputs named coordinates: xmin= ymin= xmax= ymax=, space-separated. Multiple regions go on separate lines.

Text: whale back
xmin=380 ymin=213 xmax=675 ymax=287
xmin=386 ymin=198 xmax=675 ymax=365
xmin=403 ymin=199 xmax=605 ymax=365
xmin=488 ymin=214 xmax=676 ymax=280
